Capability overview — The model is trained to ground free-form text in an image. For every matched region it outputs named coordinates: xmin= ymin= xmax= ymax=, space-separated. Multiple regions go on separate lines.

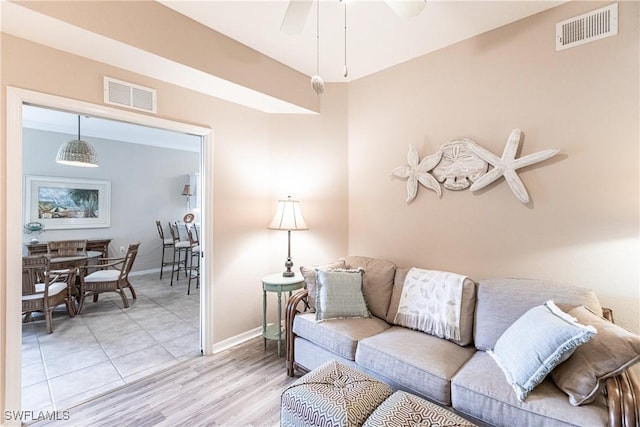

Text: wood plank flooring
xmin=31 ymin=337 xmax=299 ymax=427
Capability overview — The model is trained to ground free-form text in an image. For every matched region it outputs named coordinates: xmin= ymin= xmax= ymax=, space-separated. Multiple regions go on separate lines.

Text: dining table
xmin=47 ymin=250 xmax=103 ymax=309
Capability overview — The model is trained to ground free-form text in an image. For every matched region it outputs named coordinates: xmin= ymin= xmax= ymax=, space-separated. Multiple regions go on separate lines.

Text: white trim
xmin=4 ymin=87 xmax=214 ymax=418
xmin=211 ymin=327 xmax=262 ymax=354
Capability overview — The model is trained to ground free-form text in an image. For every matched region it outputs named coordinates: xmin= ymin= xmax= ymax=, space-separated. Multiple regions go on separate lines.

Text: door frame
xmin=4 ymin=86 xmax=215 ymax=417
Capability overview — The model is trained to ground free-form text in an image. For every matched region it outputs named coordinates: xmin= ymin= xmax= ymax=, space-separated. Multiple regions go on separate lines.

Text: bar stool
xmin=186 ymin=225 xmax=200 ymax=295
xmin=168 ymin=222 xmax=190 ymax=287
xmin=155 ymin=220 xmax=174 ymax=279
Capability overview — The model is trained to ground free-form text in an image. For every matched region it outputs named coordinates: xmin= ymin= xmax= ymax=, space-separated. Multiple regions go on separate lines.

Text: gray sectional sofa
xmin=285 ymin=256 xmax=640 ymax=427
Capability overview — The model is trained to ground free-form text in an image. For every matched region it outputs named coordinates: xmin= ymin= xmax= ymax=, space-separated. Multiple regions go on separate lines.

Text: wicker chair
xmin=22 ymin=256 xmax=77 ymax=333
xmin=46 ymin=239 xmax=87 ymax=256
xmin=78 ymin=242 xmax=140 ymax=313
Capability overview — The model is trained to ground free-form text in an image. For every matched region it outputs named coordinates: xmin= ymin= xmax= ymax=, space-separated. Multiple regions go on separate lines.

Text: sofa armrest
xmin=600 ymin=307 xmax=640 ymax=427
xmin=286 ymin=288 xmax=309 ymax=377
xmin=605 ymin=369 xmax=639 ymax=427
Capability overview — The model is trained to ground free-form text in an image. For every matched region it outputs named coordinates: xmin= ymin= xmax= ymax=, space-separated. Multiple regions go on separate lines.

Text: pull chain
xmin=311 ymin=0 xmax=325 ymax=94
xmin=343 ymin=0 xmax=348 ymax=78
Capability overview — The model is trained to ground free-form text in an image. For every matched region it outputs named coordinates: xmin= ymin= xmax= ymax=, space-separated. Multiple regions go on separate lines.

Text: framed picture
xmin=24 ymin=175 xmax=111 ymax=229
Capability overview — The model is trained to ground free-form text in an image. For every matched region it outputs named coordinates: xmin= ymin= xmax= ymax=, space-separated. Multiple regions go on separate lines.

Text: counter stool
xmin=155 ymin=220 xmax=174 ymax=279
xmin=168 ymin=221 xmax=190 ymax=287
xmin=186 ymin=225 xmax=200 ymax=295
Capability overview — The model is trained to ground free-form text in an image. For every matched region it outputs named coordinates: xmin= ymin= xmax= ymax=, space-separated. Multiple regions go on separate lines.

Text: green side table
xmin=262 ymin=272 xmax=305 ymax=357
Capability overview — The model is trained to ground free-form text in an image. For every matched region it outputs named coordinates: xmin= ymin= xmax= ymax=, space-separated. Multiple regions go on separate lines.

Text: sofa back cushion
xmin=386 ymin=267 xmax=477 ymax=346
xmin=342 ymin=256 xmax=396 ymax=320
xmin=474 ymin=278 xmax=603 ymax=351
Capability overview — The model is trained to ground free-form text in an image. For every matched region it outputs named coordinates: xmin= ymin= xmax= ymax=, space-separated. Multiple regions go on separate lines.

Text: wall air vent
xmin=103 ymin=77 xmax=157 ymax=113
xmin=556 ymin=3 xmax=618 ymax=51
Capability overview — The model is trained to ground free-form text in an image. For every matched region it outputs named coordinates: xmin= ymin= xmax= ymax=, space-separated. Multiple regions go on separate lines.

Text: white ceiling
xmin=22 ymin=105 xmax=202 ymax=152
xmin=160 ymin=0 xmax=565 ymax=82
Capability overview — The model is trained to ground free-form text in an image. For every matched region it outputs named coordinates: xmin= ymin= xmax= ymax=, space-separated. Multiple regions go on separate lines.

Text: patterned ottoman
xmin=281 ymin=361 xmax=393 ymax=427
xmin=363 ymin=391 xmax=477 ymax=427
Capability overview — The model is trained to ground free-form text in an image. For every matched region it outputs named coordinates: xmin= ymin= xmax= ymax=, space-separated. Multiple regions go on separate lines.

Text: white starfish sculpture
xmin=469 ymin=129 xmax=559 ymax=204
xmin=391 ymin=145 xmax=443 ymax=203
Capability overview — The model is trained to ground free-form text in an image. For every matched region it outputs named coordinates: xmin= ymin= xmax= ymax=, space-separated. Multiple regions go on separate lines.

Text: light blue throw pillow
xmin=488 ymin=300 xmax=596 ymax=401
xmin=315 ymin=268 xmax=370 ymax=322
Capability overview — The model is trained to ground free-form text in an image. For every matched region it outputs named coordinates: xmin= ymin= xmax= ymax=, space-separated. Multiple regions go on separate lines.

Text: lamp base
xmin=282 ymin=257 xmax=294 ymax=277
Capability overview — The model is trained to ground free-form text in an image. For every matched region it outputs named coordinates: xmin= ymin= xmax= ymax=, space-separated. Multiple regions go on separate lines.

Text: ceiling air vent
xmin=103 ymin=77 xmax=157 ymax=113
xmin=556 ymin=3 xmax=618 ymax=51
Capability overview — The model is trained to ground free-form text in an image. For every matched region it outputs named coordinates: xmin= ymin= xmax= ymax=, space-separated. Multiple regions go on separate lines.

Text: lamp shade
xmin=56 ymin=139 xmax=99 ymax=167
xmin=268 ymin=196 xmax=308 ymax=231
xmin=182 ymin=184 xmax=192 ymax=196
xmin=56 ymin=115 xmax=98 ymax=167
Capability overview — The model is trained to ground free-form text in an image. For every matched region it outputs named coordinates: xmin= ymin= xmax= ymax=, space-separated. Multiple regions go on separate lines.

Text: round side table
xmin=262 ymin=272 xmax=305 ymax=357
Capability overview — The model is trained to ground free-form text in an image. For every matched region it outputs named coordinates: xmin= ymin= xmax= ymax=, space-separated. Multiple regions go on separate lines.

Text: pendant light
xmin=56 ymin=115 xmax=99 ymax=167
xmin=310 ymin=0 xmax=325 ymax=95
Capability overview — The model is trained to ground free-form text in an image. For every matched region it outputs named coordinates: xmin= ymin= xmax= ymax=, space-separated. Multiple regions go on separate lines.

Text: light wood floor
xmin=31 ymin=337 xmax=299 ymax=427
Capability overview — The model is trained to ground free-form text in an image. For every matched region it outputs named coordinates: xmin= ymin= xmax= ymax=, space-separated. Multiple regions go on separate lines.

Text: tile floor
xmin=21 ymin=271 xmax=200 ymax=413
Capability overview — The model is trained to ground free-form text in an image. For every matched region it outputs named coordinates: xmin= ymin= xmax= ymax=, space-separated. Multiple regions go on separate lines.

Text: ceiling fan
xmin=281 ymin=0 xmax=428 ymax=35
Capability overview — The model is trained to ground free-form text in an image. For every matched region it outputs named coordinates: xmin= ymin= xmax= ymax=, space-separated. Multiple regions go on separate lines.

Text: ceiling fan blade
xmin=280 ymin=0 xmax=313 ymax=35
xmin=384 ymin=0 xmax=427 ymax=18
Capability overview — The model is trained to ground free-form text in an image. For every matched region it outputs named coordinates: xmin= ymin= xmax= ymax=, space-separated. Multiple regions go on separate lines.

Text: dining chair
xmin=22 ymin=255 xmax=78 ymax=333
xmin=168 ymin=222 xmax=190 ymax=287
xmin=47 ymin=239 xmax=88 ymax=256
xmin=78 ymin=242 xmax=140 ymax=313
xmin=155 ymin=220 xmax=174 ymax=279
xmin=186 ymin=225 xmax=200 ymax=295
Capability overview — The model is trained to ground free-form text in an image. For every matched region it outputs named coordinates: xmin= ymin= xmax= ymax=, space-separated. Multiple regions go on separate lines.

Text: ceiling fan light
xmin=56 ymin=139 xmax=99 ymax=167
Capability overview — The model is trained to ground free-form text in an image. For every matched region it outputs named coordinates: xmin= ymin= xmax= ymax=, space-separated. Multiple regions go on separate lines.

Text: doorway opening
xmin=5 ymin=87 xmax=214 ymax=415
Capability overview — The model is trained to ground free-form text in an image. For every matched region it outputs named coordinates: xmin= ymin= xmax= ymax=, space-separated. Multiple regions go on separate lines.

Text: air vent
xmin=556 ymin=4 xmax=618 ymax=51
xmin=103 ymin=77 xmax=157 ymax=113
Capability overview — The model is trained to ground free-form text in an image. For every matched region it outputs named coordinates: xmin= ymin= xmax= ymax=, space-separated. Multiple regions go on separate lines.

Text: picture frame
xmin=24 ymin=175 xmax=111 ymax=229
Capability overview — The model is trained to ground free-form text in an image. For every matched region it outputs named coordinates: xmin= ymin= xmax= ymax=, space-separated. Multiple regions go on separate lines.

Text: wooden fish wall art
xmin=391 ymin=129 xmax=559 ymax=204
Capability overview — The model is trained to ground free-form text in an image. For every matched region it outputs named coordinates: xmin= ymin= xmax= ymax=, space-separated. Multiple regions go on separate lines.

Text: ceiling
xmin=7 ymin=1 xmax=565 ymax=143
xmin=22 ymin=105 xmax=202 ymax=152
xmin=160 ymin=0 xmax=565 ymax=82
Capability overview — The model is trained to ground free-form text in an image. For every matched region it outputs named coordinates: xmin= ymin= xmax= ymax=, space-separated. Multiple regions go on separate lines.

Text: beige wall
xmin=2 ymin=0 xmax=639 ymax=417
xmin=348 ymin=1 xmax=640 ymax=333
xmin=0 ymin=33 xmax=348 ymax=416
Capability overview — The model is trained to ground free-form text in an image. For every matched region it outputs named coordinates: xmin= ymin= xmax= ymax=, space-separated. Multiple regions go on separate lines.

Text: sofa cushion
xmin=551 ymin=305 xmax=640 ymax=405
xmin=488 ymin=301 xmax=596 ymax=401
xmin=342 ymin=256 xmax=396 ymax=320
xmin=315 ymin=268 xmax=370 ymax=321
xmin=474 ymin=278 xmax=602 ymax=351
xmin=451 ymin=352 xmax=609 ymax=427
xmin=387 ymin=267 xmax=476 ymax=346
xmin=300 ymin=260 xmax=346 ymax=311
xmin=292 ymin=313 xmax=391 ymax=361
xmin=355 ymin=326 xmax=476 ymax=406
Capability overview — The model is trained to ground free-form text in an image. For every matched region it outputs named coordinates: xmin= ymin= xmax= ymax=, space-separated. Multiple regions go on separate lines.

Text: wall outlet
xmin=119 ymin=246 xmax=125 ymax=254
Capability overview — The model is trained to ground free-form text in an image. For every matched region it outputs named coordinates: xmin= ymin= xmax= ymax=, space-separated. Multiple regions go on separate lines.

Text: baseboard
xmin=129 ymin=268 xmax=161 ymax=277
xmin=211 ymin=327 xmax=262 ymax=354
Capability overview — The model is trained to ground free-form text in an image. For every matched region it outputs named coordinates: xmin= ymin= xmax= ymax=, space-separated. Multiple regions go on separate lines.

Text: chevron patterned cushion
xmin=281 ymin=360 xmax=392 ymax=427
xmin=363 ymin=391 xmax=477 ymax=427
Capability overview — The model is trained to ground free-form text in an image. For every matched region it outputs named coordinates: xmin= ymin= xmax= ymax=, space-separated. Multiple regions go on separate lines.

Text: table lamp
xmin=268 ymin=196 xmax=308 ymax=277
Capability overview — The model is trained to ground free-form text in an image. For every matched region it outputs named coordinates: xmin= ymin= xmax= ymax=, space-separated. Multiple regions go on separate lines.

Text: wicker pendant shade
xmin=56 ymin=115 xmax=99 ymax=168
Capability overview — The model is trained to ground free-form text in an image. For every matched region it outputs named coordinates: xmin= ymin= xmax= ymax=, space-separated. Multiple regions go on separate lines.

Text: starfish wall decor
xmin=391 ymin=129 xmax=559 ymax=204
